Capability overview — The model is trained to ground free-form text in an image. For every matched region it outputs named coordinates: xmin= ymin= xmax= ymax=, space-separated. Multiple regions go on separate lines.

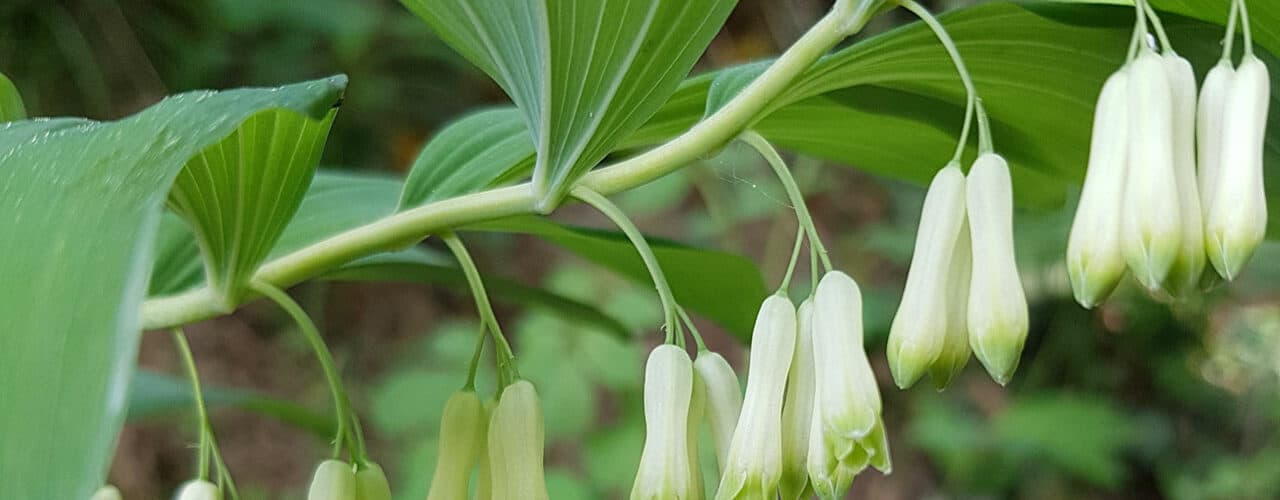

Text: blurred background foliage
xmin=4 ymin=0 xmax=1280 ymax=498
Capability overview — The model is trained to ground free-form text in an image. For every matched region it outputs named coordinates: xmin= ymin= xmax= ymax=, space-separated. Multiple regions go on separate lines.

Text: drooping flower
xmin=693 ymin=350 xmax=742 ymax=470
xmin=966 ymin=153 xmax=1028 ymax=385
xmin=175 ymin=480 xmax=221 ymax=500
xmin=779 ymin=299 xmax=817 ymax=500
xmin=1206 ymin=54 xmax=1270 ymax=280
xmin=427 ymin=390 xmax=485 ymax=500
xmin=488 ymin=380 xmax=550 ymax=500
xmin=1068 ymin=67 xmax=1131 ymax=307
xmin=355 ymin=463 xmax=392 ymax=500
xmin=1197 ymin=60 xmax=1235 ymax=218
xmin=888 ymin=162 xmax=968 ymax=388
xmin=632 ymin=345 xmax=696 ymax=500
xmin=811 ymin=271 xmax=882 ymax=459
xmin=1122 ymin=49 xmax=1183 ymax=290
xmin=1162 ymin=52 xmax=1207 ymax=297
xmin=687 ymin=365 xmax=707 ymax=500
xmin=928 ymin=217 xmax=972 ymax=390
xmin=715 ymin=295 xmax=797 ymax=499
xmin=805 ymin=398 xmax=860 ymax=500
xmin=307 ymin=460 xmax=356 ymax=500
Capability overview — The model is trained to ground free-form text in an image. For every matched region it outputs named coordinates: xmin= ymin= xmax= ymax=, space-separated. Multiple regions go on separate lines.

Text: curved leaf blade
xmin=0 ymin=72 xmax=24 ymax=122
xmin=127 ymin=370 xmax=334 ymax=438
xmin=0 ymin=75 xmax=345 ymax=499
xmin=399 ymin=107 xmax=535 ymax=209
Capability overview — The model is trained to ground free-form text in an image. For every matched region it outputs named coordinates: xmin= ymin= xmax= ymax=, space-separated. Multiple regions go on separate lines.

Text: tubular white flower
xmin=488 ymin=380 xmax=549 ymax=500
xmin=307 ymin=460 xmax=355 ymax=500
xmin=966 ymin=152 xmax=1028 ymax=385
xmin=1207 ymin=54 xmax=1270 ymax=280
xmin=632 ymin=345 xmax=696 ymax=500
xmin=687 ymin=365 xmax=707 ymax=500
xmin=356 ymin=463 xmax=392 ymax=500
xmin=715 ymin=295 xmax=797 ymax=499
xmin=1068 ymin=67 xmax=1131 ymax=308
xmin=779 ymin=299 xmax=817 ymax=500
xmin=427 ymin=390 xmax=485 ymax=500
xmin=1198 ymin=61 xmax=1236 ymax=217
xmin=812 ymin=271 xmax=881 ymax=457
xmin=693 ymin=350 xmax=742 ymax=470
xmin=805 ymin=399 xmax=860 ymax=500
xmin=929 ymin=217 xmax=972 ymax=390
xmin=175 ymin=480 xmax=220 ymax=500
xmin=1122 ymin=50 xmax=1182 ymax=290
xmin=1163 ymin=53 xmax=1207 ymax=297
xmin=888 ymin=163 xmax=968 ymax=388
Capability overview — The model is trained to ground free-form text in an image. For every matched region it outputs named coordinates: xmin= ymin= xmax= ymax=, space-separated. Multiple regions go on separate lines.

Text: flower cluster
xmin=630 ymin=271 xmax=888 ymax=500
xmin=1068 ymin=0 xmax=1270 ymax=307
xmin=888 ymin=153 xmax=1029 ymax=389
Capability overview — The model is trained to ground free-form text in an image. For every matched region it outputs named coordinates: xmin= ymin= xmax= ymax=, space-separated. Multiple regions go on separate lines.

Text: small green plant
xmin=0 ymin=0 xmax=1273 ymax=498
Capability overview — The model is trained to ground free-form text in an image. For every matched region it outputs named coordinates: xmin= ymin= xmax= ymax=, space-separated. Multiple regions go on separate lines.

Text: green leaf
xmin=167 ymin=106 xmax=338 ymax=306
xmin=401 ymin=0 xmax=738 ymax=211
xmin=993 ymin=393 xmax=1137 ymax=488
xmin=399 ymin=107 xmax=535 ymax=209
xmin=472 ymin=215 xmax=768 ymax=340
xmin=0 ymin=75 xmax=345 ymax=499
xmin=126 ymin=370 xmax=334 ymax=438
xmin=1151 ymin=0 xmax=1280 ymax=55
xmin=0 ymin=72 xmax=24 ymax=122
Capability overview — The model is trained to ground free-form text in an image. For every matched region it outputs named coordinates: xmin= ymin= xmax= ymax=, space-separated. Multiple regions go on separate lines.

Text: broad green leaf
xmin=473 ymin=215 xmax=768 ymax=340
xmin=0 ymin=75 xmax=345 ymax=499
xmin=401 ymin=0 xmax=738 ymax=211
xmin=399 ymin=107 xmax=535 ymax=209
xmin=127 ymin=370 xmax=334 ymax=438
xmin=993 ymin=393 xmax=1137 ymax=488
xmin=0 ymin=72 xmax=24 ymax=122
xmin=167 ymin=106 xmax=337 ymax=307
xmin=1151 ymin=0 xmax=1280 ymax=55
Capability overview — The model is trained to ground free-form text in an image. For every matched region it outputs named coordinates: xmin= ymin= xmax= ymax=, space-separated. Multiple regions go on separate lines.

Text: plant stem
xmin=250 ymin=281 xmax=362 ymax=463
xmin=465 ymin=323 xmax=487 ymax=390
xmin=572 ymin=186 xmax=683 ymax=345
xmin=1141 ymin=0 xmax=1174 ymax=54
xmin=740 ymin=131 xmax=833 ymax=272
xmin=1223 ymin=0 xmax=1240 ymax=61
xmin=170 ymin=329 xmax=211 ymax=481
xmin=896 ymin=0 xmax=980 ymax=163
xmin=1238 ymin=0 xmax=1253 ymax=56
xmin=1128 ymin=0 xmax=1151 ymax=61
xmin=676 ymin=305 xmax=708 ymax=352
xmin=778 ymin=224 xmax=806 ymax=293
xmin=441 ymin=231 xmax=519 ymax=387
xmin=139 ymin=2 xmax=860 ymax=332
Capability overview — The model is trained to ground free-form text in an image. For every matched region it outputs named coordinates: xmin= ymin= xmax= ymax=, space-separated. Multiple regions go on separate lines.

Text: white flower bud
xmin=967 ymin=153 xmax=1028 ymax=385
xmin=427 ymin=390 xmax=485 ymax=500
xmin=693 ymin=350 xmax=741 ymax=470
xmin=1068 ymin=67 xmax=1130 ymax=307
xmin=812 ymin=271 xmax=881 ymax=457
xmin=632 ymin=345 xmax=696 ymax=500
xmin=1163 ymin=53 xmax=1207 ymax=297
xmin=92 ymin=486 xmax=123 ymax=500
xmin=174 ymin=480 xmax=220 ymax=500
xmin=307 ymin=460 xmax=355 ymax=500
xmin=355 ymin=463 xmax=392 ymax=500
xmin=1123 ymin=50 xmax=1182 ymax=289
xmin=715 ymin=295 xmax=797 ymax=499
xmin=1198 ymin=61 xmax=1235 ymax=219
xmin=488 ymin=380 xmax=549 ymax=500
xmin=929 ymin=218 xmax=972 ymax=390
xmin=888 ymin=163 xmax=967 ymax=388
xmin=1206 ymin=54 xmax=1270 ymax=280
xmin=780 ymin=299 xmax=817 ymax=500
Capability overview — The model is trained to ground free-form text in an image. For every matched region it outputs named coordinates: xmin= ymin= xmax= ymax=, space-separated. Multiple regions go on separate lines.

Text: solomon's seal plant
xmin=0 ymin=0 xmax=1273 ymax=498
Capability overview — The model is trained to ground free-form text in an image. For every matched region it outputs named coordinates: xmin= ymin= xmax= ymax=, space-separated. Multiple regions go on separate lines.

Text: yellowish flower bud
xmin=1163 ymin=53 xmax=1207 ymax=297
xmin=488 ymin=380 xmax=549 ymax=500
xmin=91 ymin=486 xmax=123 ymax=500
xmin=632 ymin=345 xmax=696 ymax=500
xmin=308 ymin=460 xmax=356 ymax=500
xmin=1206 ymin=54 xmax=1270 ymax=280
xmin=812 ymin=271 xmax=881 ymax=456
xmin=1123 ymin=50 xmax=1182 ymax=290
xmin=174 ymin=480 xmax=220 ymax=500
xmin=967 ymin=153 xmax=1028 ymax=385
xmin=929 ymin=218 xmax=972 ymax=390
xmin=715 ymin=295 xmax=797 ymax=499
xmin=888 ymin=163 xmax=968 ymax=388
xmin=355 ymin=463 xmax=392 ymax=500
xmin=693 ymin=350 xmax=742 ymax=470
xmin=1068 ymin=67 xmax=1130 ymax=307
xmin=427 ymin=390 xmax=485 ymax=500
xmin=779 ymin=299 xmax=817 ymax=500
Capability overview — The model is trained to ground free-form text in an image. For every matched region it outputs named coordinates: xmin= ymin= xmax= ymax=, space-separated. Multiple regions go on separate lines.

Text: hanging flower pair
xmin=1069 ymin=0 xmax=1270 ymax=306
